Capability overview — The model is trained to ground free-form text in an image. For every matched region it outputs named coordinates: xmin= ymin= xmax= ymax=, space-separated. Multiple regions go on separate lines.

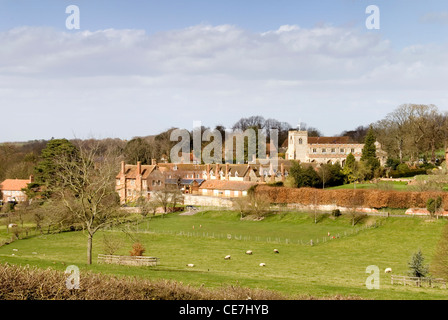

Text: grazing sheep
xmin=8 ymin=224 xmax=17 ymax=228
xmin=187 ymin=264 xmax=195 ymax=267
xmin=246 ymin=250 xmax=253 ymax=255
xmin=273 ymin=249 xmax=279 ymax=254
xmin=385 ymin=268 xmax=392 ymax=274
xmin=12 ymin=249 xmax=18 ymax=252
xmin=224 ymin=255 xmax=231 ymax=260
xmin=259 ymin=263 xmax=266 ymax=267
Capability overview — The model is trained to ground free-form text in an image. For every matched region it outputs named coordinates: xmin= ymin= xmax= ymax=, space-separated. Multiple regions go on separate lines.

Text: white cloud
xmin=421 ymin=12 xmax=448 ymax=24
xmin=0 ymin=24 xmax=447 ymax=141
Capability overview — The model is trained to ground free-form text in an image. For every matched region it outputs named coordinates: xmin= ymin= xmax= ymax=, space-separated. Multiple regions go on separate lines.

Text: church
xmin=285 ymin=129 xmax=387 ymax=166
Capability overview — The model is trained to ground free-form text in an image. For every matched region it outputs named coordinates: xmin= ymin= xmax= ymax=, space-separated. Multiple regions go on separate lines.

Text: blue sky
xmin=1 ymin=1 xmax=448 ymax=142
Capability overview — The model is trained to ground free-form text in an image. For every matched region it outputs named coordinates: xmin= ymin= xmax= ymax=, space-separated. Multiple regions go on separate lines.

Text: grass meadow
xmin=0 ymin=210 xmax=447 ymax=300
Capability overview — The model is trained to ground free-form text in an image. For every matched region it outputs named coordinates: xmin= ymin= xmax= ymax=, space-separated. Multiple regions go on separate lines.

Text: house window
xmin=340 ymin=148 xmax=345 ymax=153
xmin=312 ymin=148 xmax=317 ymax=153
xmin=351 ymin=148 xmax=355 ymax=153
xmin=242 ymin=191 xmax=248 ymax=196
xmin=322 ymin=148 xmax=326 ymax=153
xmin=331 ymin=148 xmax=335 ymax=153
xmin=234 ymin=191 xmax=240 ymax=197
xmin=224 ymin=190 xmax=231 ymax=197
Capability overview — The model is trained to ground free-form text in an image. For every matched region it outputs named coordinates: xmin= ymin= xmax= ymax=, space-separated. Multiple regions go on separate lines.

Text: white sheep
xmin=224 ymin=255 xmax=231 ymax=260
xmin=8 ymin=223 xmax=17 ymax=228
xmin=187 ymin=264 xmax=195 ymax=267
xmin=246 ymin=250 xmax=253 ymax=255
xmin=12 ymin=249 xmax=18 ymax=252
xmin=273 ymin=249 xmax=279 ymax=254
xmin=385 ymin=268 xmax=392 ymax=274
xmin=259 ymin=263 xmax=266 ymax=267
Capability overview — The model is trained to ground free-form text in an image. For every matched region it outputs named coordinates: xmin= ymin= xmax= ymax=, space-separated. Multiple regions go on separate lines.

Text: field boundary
xmin=391 ymin=275 xmax=447 ymax=289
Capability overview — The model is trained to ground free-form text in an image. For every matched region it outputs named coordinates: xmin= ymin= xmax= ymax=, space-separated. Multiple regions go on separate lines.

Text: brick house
xmin=198 ymin=180 xmax=258 ymax=198
xmin=0 ymin=176 xmax=33 ymax=203
xmin=115 ymin=161 xmax=165 ymax=204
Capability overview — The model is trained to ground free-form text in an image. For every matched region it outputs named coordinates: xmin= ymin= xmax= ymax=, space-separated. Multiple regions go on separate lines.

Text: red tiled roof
xmin=0 ymin=179 xmax=31 ymax=191
xmin=117 ymin=165 xmax=157 ymax=179
xmin=308 ymin=136 xmax=354 ymax=144
xmin=199 ymin=180 xmax=258 ymax=191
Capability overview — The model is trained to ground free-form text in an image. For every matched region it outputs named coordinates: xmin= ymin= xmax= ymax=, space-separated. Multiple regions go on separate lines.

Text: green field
xmin=0 ymin=210 xmax=447 ymax=300
xmin=327 ymin=181 xmax=410 ymax=191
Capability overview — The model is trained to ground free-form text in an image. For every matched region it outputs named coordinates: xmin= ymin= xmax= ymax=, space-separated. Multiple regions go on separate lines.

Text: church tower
xmin=286 ymin=129 xmax=308 ymax=162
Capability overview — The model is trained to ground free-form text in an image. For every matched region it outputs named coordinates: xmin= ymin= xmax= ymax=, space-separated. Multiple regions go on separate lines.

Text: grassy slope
xmin=0 ymin=211 xmax=447 ymax=300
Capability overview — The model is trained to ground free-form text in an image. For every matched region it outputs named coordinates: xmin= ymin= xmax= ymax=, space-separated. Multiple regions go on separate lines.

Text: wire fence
xmin=105 ymin=220 xmax=384 ymax=246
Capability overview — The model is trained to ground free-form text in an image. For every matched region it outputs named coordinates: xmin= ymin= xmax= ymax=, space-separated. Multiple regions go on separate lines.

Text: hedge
xmin=255 ymin=185 xmax=448 ymax=210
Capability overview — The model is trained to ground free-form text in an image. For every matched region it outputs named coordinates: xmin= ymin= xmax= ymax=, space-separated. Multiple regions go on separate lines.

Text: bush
xmin=331 ymin=209 xmax=342 ymax=217
xmin=0 ymin=263 xmax=292 ymax=300
xmin=388 ymin=169 xmax=427 ymax=178
xmin=129 ymin=242 xmax=146 ymax=256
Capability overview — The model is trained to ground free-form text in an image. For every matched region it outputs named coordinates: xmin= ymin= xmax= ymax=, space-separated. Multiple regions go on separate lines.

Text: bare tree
xmin=152 ymin=186 xmax=184 ymax=214
xmin=53 ymin=140 xmax=124 ymax=265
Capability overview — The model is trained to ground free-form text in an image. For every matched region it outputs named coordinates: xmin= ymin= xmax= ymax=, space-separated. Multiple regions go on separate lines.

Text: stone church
xmin=285 ymin=129 xmax=387 ymax=166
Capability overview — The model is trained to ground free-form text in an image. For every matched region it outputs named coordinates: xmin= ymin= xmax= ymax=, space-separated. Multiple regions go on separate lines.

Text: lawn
xmin=327 ymin=181 xmax=410 ymax=191
xmin=0 ymin=211 xmax=447 ymax=300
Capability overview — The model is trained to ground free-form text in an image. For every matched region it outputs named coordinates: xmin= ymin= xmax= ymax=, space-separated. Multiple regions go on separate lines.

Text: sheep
xmin=259 ymin=263 xmax=266 ymax=267
xmin=385 ymin=268 xmax=392 ymax=274
xmin=8 ymin=223 xmax=17 ymax=228
xmin=273 ymin=249 xmax=279 ymax=254
xmin=12 ymin=249 xmax=18 ymax=252
xmin=245 ymin=250 xmax=253 ymax=255
xmin=187 ymin=264 xmax=195 ymax=267
xmin=224 ymin=255 xmax=231 ymax=260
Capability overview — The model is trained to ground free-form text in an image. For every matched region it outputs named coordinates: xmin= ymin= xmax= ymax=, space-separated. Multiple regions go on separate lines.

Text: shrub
xmin=129 ymin=242 xmax=146 ymax=256
xmin=331 ymin=209 xmax=341 ymax=217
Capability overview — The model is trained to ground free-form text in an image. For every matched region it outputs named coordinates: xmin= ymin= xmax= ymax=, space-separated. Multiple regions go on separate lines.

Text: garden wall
xmin=255 ymin=185 xmax=448 ymax=210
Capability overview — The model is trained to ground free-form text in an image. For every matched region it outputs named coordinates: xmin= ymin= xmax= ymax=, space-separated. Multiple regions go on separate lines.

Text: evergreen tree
xmin=361 ymin=128 xmax=380 ymax=177
xmin=289 ymin=161 xmax=321 ymax=188
xmin=408 ymin=249 xmax=429 ymax=278
xmin=30 ymin=139 xmax=79 ymax=198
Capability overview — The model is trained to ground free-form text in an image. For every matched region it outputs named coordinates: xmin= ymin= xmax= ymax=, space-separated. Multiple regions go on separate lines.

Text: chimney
xmin=151 ymin=159 xmax=157 ymax=165
xmin=252 ymin=154 xmax=256 ymax=164
xmin=225 ymin=163 xmax=229 ymax=180
xmin=137 ymin=161 xmax=142 ymax=175
xmin=270 ymin=163 xmax=275 ymax=183
xmin=215 ymin=164 xmax=220 ymax=180
xmin=121 ymin=161 xmax=126 ymax=174
xmin=206 ymin=164 xmax=211 ymax=180
xmin=281 ymin=163 xmax=285 ymax=182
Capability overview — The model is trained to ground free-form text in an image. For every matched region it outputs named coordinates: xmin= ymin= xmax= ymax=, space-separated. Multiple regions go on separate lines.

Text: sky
xmin=1 ymin=0 xmax=448 ymax=142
